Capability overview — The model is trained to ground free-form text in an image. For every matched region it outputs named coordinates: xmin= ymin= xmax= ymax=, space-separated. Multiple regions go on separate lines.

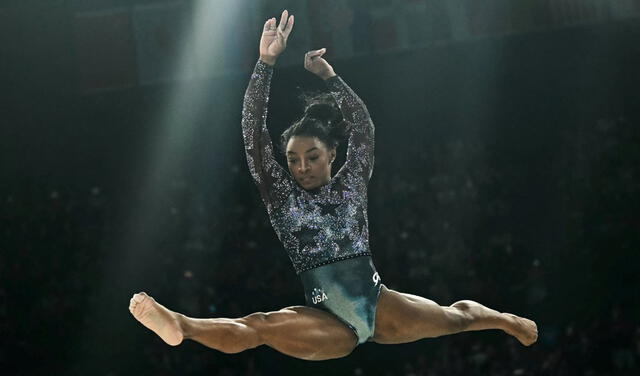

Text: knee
xmin=449 ymin=300 xmax=475 ymax=331
xmin=241 ymin=311 xmax=269 ymax=333
xmin=241 ymin=311 xmax=285 ymax=345
xmin=210 ymin=312 xmax=268 ymax=354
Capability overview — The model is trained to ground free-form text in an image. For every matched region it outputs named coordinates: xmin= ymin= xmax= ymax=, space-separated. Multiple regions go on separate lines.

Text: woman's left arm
xmin=304 ymin=48 xmax=374 ymax=183
xmin=325 ymin=75 xmax=375 ymax=184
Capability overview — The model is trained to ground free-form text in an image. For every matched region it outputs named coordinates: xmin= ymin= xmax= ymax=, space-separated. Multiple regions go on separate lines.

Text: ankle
xmin=500 ymin=313 xmax=518 ymax=331
xmin=176 ymin=313 xmax=191 ymax=339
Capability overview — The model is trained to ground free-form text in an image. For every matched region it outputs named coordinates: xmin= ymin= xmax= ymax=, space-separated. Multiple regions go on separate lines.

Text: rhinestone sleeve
xmin=241 ymin=60 xmax=293 ymax=213
xmin=325 ymin=75 xmax=375 ymax=185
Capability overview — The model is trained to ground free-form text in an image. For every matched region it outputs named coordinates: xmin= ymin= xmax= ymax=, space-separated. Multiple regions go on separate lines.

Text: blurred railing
xmin=72 ymin=0 xmax=640 ymax=91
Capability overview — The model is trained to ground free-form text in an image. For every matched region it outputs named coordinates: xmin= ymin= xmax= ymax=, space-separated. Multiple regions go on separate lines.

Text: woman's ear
xmin=330 ymin=148 xmax=337 ymax=163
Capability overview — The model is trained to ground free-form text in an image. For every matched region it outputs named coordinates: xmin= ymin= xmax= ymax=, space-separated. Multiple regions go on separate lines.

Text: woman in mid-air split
xmin=130 ymin=10 xmax=538 ymax=361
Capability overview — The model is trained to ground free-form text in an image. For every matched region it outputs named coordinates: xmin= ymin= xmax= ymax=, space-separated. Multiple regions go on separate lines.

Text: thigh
xmin=372 ymin=286 xmax=466 ymax=344
xmin=248 ymin=305 xmax=358 ymax=360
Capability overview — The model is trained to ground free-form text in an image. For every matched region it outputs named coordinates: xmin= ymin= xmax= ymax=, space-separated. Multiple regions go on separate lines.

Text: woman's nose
xmin=298 ymin=160 xmax=309 ymax=173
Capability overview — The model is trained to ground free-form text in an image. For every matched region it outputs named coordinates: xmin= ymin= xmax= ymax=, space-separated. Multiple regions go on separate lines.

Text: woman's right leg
xmin=129 ymin=292 xmax=358 ymax=361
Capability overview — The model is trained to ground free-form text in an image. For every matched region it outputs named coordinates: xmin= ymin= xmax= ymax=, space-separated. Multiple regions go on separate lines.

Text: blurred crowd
xmin=1 ymin=115 xmax=638 ymax=375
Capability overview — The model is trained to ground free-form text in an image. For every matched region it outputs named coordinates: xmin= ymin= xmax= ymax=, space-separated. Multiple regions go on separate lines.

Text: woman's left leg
xmin=372 ymin=285 xmax=538 ymax=346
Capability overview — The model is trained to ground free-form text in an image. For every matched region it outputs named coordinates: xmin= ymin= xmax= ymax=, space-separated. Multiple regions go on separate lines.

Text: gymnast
xmin=130 ymin=10 xmax=538 ymax=361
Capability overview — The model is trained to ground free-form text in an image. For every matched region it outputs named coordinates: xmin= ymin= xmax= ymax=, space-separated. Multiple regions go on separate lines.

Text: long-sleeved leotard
xmin=242 ymin=59 xmax=375 ymax=274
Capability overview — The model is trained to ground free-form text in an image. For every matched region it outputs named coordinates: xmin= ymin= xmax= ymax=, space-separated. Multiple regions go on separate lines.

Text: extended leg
xmin=129 ymin=292 xmax=357 ymax=361
xmin=372 ymin=286 xmax=538 ymax=346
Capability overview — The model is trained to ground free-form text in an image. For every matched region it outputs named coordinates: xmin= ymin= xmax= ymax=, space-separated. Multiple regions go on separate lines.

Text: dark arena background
xmin=2 ymin=0 xmax=640 ymax=375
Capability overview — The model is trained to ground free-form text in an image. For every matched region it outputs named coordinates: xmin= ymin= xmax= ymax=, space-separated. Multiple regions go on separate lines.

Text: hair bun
xmin=305 ymin=103 xmax=340 ymax=121
xmin=300 ymin=92 xmax=341 ymax=122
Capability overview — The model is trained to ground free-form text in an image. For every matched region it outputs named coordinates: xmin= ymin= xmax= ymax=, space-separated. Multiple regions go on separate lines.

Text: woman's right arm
xmin=241 ymin=10 xmax=295 ymax=213
xmin=241 ymin=59 xmax=290 ymax=213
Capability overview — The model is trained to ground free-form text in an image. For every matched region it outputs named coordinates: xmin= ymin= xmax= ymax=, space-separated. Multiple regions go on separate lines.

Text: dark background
xmin=2 ymin=1 xmax=639 ymax=375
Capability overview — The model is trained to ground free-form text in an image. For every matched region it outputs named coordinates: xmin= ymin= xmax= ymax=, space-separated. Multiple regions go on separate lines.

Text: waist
xmin=297 ymin=252 xmax=372 ymax=274
xmin=300 ymin=254 xmax=380 ymax=289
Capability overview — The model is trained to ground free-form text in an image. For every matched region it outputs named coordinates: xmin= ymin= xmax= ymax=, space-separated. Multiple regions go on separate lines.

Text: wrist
xmin=321 ymin=72 xmax=337 ymax=80
xmin=260 ymin=55 xmax=277 ymax=66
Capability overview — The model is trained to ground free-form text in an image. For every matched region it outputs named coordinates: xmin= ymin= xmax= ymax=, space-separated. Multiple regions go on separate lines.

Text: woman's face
xmin=286 ymin=136 xmax=336 ymax=190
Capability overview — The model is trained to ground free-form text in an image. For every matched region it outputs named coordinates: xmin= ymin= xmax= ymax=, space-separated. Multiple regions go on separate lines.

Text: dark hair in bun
xmin=280 ymin=91 xmax=348 ymax=154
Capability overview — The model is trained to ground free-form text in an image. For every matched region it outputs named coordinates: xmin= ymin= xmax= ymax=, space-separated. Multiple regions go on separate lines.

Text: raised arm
xmin=304 ymin=48 xmax=375 ymax=184
xmin=241 ymin=10 xmax=295 ymax=213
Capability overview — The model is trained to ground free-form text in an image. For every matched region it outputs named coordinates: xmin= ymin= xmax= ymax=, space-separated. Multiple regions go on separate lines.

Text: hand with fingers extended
xmin=259 ymin=9 xmax=294 ymax=66
xmin=304 ymin=48 xmax=336 ymax=80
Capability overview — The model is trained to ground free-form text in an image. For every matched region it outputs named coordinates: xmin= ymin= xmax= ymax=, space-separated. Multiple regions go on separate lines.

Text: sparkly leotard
xmin=242 ymin=60 xmax=383 ymax=343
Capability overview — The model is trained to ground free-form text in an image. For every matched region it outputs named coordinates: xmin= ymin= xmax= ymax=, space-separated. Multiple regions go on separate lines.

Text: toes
xmin=133 ymin=293 xmax=147 ymax=303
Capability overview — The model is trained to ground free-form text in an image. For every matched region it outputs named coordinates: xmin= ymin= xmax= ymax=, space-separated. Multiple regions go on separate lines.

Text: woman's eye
xmin=288 ymin=160 xmax=297 ymax=164
xmin=310 ymin=156 xmax=318 ymax=161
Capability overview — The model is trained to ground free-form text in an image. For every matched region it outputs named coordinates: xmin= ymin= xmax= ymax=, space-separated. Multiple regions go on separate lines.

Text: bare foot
xmin=129 ymin=292 xmax=184 ymax=346
xmin=502 ymin=313 xmax=538 ymax=346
